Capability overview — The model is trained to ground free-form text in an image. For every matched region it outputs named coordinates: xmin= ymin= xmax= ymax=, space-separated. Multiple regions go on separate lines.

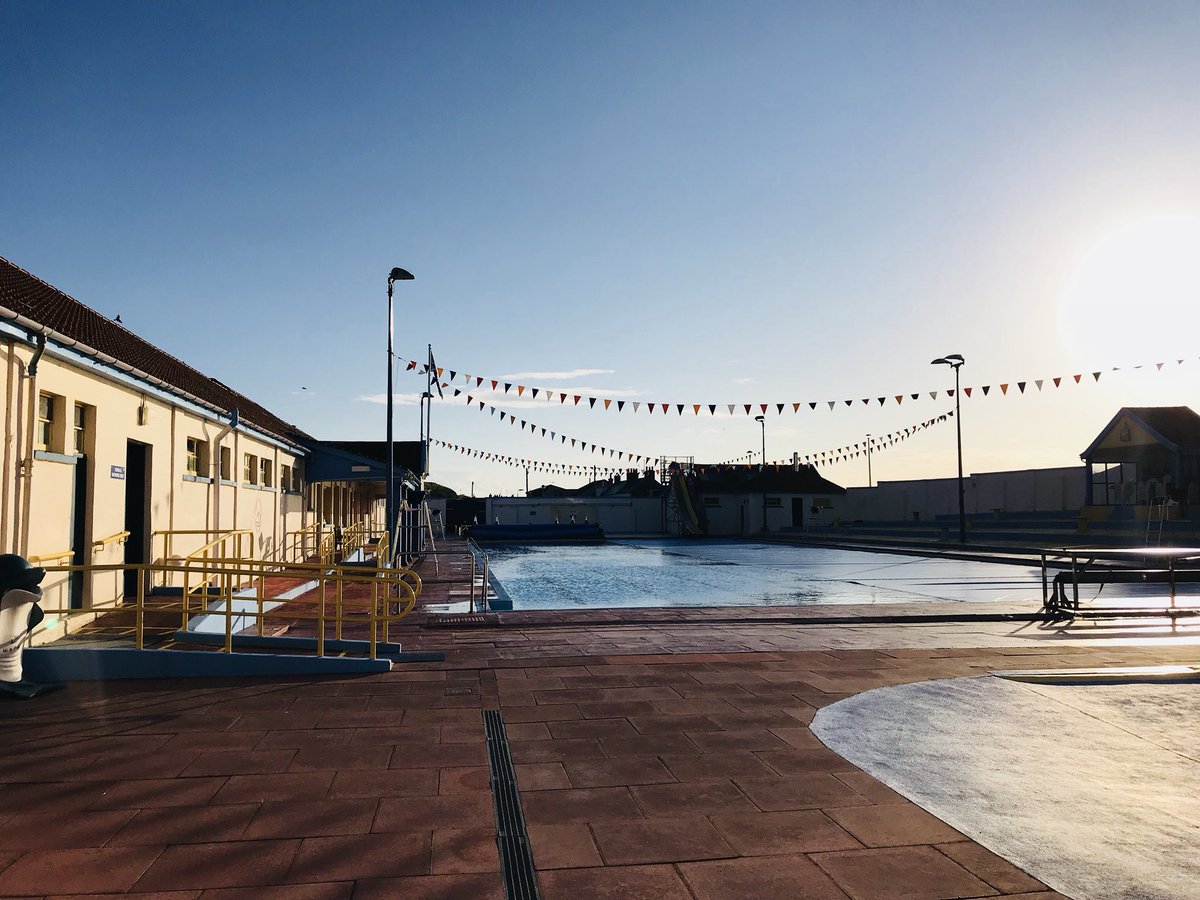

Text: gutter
xmin=0 ymin=307 xmax=306 ymax=454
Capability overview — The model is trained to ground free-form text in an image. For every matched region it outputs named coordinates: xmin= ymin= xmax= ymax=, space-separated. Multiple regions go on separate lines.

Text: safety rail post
xmin=369 ymin=574 xmax=378 ymax=661
xmin=317 ymin=575 xmax=326 ymax=658
xmin=1041 ymin=552 xmax=1048 ymax=606
xmin=481 ymin=554 xmax=489 ymax=613
xmin=336 ymin=569 xmax=344 ymax=641
xmin=135 ymin=564 xmax=145 ymax=650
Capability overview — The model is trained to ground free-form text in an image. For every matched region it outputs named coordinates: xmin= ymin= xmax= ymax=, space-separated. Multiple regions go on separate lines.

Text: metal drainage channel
xmin=483 ymin=709 xmax=541 ymax=899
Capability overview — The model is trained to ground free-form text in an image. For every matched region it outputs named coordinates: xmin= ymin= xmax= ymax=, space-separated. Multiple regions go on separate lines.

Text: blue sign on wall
xmin=110 ymin=465 xmax=126 ymax=480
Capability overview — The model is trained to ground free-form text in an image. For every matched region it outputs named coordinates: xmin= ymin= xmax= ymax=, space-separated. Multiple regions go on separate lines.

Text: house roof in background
xmin=1082 ymin=406 xmax=1200 ymax=459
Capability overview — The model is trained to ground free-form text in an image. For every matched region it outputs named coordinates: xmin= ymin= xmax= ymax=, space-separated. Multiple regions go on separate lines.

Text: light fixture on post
xmin=930 ymin=353 xmax=966 ymax=543
xmin=866 ymin=433 xmax=873 ymax=488
xmin=755 ymin=415 xmax=767 ymax=532
xmin=386 ymin=266 xmax=414 ymax=566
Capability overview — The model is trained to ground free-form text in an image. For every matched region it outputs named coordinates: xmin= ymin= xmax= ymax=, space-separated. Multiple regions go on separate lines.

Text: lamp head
xmin=755 ymin=415 xmax=765 ymax=424
xmin=388 ymin=267 xmax=415 ymax=283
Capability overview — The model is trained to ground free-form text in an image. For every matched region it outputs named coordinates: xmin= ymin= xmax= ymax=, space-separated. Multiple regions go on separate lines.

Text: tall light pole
xmin=866 ymin=434 xmax=873 ymax=487
xmin=386 ymin=266 xmax=414 ymax=565
xmin=931 ymin=354 xmax=966 ymax=543
xmin=755 ymin=415 xmax=767 ymax=531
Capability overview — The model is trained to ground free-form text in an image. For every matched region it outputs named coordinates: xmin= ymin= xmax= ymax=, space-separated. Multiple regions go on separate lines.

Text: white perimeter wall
xmin=486 ymin=497 xmax=664 ymax=534
xmin=832 ymin=466 xmax=1086 ymax=522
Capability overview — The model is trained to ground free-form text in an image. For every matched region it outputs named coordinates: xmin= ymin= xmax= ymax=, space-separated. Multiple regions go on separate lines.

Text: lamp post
xmin=386 ymin=266 xmax=414 ymax=565
xmin=931 ymin=353 xmax=966 ymax=543
xmin=866 ymin=434 xmax=873 ymax=487
xmin=755 ymin=415 xmax=767 ymax=531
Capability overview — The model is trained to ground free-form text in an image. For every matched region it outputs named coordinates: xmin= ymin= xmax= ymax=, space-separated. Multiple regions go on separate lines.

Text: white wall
xmin=486 ymin=497 xmax=664 ymax=534
xmin=832 ymin=466 xmax=1086 ymax=522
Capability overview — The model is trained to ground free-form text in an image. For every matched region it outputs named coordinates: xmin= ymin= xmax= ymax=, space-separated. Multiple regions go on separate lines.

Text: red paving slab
xmin=2 ymin=601 xmax=1197 ymax=897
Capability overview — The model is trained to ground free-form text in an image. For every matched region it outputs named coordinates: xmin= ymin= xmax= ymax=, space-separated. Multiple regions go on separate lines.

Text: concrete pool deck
xmin=2 ymin=603 xmax=1198 ymax=898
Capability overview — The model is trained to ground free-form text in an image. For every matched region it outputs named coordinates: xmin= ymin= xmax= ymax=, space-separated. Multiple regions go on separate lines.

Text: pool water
xmin=483 ymin=539 xmax=1045 ymax=610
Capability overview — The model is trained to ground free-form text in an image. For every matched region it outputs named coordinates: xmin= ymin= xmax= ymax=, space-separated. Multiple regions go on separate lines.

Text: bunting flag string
xmin=429 ymin=439 xmax=628 ymax=478
xmin=436 ymin=411 xmax=955 ymax=480
xmin=398 ymin=354 xmax=1195 ymax=416
xmin=449 ymin=388 xmax=658 ymax=463
xmin=717 ymin=411 xmax=953 ymax=468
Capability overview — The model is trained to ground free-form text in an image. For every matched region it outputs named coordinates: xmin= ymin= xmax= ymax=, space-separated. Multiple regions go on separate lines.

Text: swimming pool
xmin=483 ymin=539 xmax=1044 ymax=609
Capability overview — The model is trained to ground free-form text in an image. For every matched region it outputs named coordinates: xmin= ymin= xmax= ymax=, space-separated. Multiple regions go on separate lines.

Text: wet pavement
xmin=813 ymin=675 xmax=1200 ymax=900
xmin=5 ymin=536 xmax=1200 ymax=898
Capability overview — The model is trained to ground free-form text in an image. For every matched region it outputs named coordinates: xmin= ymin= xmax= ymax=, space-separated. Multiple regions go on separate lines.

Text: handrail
xmin=153 ymin=529 xmax=239 ymax=564
xmin=92 ymin=531 xmax=130 ymax=553
xmin=284 ymin=521 xmax=326 ymax=563
xmin=30 ymin=558 xmax=421 ymax=658
xmin=28 ymin=549 xmax=74 ymax=565
xmin=466 ymin=538 xmax=489 ymax=613
xmin=181 ymin=530 xmax=255 ymax=601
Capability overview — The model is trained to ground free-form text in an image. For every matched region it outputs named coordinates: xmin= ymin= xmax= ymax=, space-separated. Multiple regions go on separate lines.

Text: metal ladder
xmin=1145 ymin=499 xmax=1166 ymax=546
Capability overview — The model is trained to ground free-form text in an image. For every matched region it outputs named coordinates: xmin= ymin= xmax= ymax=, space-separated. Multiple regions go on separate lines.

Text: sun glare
xmin=1060 ymin=215 xmax=1200 ymax=363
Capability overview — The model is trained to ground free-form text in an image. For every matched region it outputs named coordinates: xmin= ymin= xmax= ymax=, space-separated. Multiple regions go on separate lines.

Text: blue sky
xmin=4 ymin=1 xmax=1199 ymax=495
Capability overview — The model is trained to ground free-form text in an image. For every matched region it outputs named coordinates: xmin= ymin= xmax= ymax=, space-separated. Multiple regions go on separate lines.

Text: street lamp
xmin=931 ymin=353 xmax=966 ymax=543
xmin=754 ymin=415 xmax=767 ymax=532
xmin=386 ymin=266 xmax=414 ymax=565
xmin=866 ymin=434 xmax=873 ymax=487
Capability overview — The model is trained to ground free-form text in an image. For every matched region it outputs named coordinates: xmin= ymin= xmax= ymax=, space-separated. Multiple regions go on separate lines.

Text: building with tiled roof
xmin=0 ymin=256 xmax=418 ymax=629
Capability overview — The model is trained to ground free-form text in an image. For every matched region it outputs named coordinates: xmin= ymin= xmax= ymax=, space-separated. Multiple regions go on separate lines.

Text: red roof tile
xmin=0 ymin=256 xmax=310 ymax=445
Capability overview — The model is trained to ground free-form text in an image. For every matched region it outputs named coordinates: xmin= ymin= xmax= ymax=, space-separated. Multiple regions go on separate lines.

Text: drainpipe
xmin=213 ymin=408 xmax=238 ymax=539
xmin=27 ymin=333 xmax=46 ymax=377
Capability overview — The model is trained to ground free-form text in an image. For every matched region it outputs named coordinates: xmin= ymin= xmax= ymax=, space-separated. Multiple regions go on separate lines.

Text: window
xmin=37 ymin=393 xmax=58 ymax=451
xmin=243 ymin=453 xmax=258 ymax=485
xmin=73 ymin=403 xmax=92 ymax=454
xmin=185 ymin=437 xmax=209 ymax=477
xmin=219 ymin=446 xmax=231 ymax=481
xmin=765 ymin=497 xmax=783 ymax=508
xmin=702 ymin=496 xmax=721 ymax=507
xmin=292 ymin=463 xmax=303 ymax=492
xmin=280 ymin=464 xmax=292 ymax=492
xmin=260 ymin=458 xmax=273 ymax=488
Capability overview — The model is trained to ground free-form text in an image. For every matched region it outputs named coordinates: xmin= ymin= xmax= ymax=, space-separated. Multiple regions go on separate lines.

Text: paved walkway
xmin=2 ymin=607 xmax=1198 ymax=898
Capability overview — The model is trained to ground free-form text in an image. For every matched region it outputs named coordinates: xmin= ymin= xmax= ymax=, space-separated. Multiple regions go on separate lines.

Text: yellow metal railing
xmin=31 ymin=558 xmax=421 ymax=659
xmin=181 ymin=531 xmax=254 ymax=600
xmin=92 ymin=531 xmax=130 ymax=554
xmin=175 ymin=555 xmax=420 ymax=651
xmin=28 ymin=549 xmax=74 ymax=565
xmin=284 ymin=522 xmax=326 ymax=563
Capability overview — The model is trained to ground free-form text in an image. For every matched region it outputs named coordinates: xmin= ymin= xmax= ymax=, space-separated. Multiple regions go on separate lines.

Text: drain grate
xmin=483 ymin=709 xmax=541 ymax=899
xmin=428 ymin=614 xmax=492 ymax=627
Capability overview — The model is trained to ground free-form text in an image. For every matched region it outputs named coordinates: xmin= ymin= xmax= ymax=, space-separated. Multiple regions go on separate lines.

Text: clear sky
xmin=3 ymin=1 xmax=1199 ymax=496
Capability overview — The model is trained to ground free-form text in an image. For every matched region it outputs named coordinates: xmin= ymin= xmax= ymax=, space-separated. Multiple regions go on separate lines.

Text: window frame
xmin=243 ymin=452 xmax=258 ymax=485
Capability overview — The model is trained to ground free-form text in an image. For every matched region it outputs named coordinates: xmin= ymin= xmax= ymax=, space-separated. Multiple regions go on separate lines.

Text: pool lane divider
xmin=483 ymin=709 xmax=542 ymax=900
